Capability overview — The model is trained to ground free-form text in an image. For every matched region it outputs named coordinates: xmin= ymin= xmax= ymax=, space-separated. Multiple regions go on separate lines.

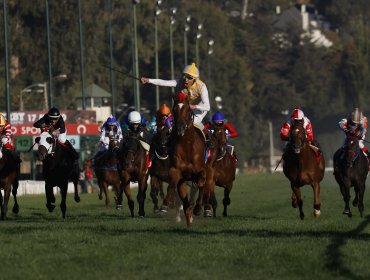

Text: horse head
xmin=108 ymin=137 xmax=120 ymax=153
xmin=153 ymin=125 xmax=170 ymax=159
xmin=344 ymin=135 xmax=359 ymax=168
xmin=122 ymin=135 xmax=140 ymax=169
xmin=173 ymin=94 xmax=193 ymax=136
xmin=214 ymin=124 xmax=227 ymax=158
xmin=289 ymin=121 xmax=307 ymax=154
xmin=37 ymin=132 xmax=55 ymax=161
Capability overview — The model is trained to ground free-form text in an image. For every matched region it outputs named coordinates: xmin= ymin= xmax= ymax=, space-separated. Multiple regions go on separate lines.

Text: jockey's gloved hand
xmin=1 ymin=137 xmax=8 ymax=144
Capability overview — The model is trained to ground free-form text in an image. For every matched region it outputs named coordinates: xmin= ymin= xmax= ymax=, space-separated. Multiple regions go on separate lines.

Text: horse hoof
xmin=175 ymin=216 xmax=182 ymax=223
xmin=153 ymin=207 xmax=160 ymax=214
xmin=75 ymin=197 xmax=81 ymax=203
xmin=12 ymin=205 xmax=19 ymax=214
xmin=116 ymin=204 xmax=122 ymax=210
xmin=139 ymin=215 xmax=144 ymax=218
xmin=193 ymin=205 xmax=202 ymax=216
xmin=353 ymin=201 xmax=358 ymax=207
xmin=342 ymin=209 xmax=351 ymax=216
xmin=160 ymin=205 xmax=169 ymax=213
xmin=299 ymin=214 xmax=304 ymax=220
xmin=204 ymin=209 xmax=213 ymax=218
xmin=185 ymin=208 xmax=193 ymax=227
xmin=46 ymin=204 xmax=55 ymax=213
xmin=291 ymin=201 xmax=298 ymax=208
xmin=98 ymin=195 xmax=103 ymax=200
xmin=314 ymin=209 xmax=321 ymax=217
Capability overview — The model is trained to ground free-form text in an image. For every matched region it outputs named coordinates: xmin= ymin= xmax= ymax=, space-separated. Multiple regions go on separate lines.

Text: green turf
xmin=1 ymin=173 xmax=370 ymax=280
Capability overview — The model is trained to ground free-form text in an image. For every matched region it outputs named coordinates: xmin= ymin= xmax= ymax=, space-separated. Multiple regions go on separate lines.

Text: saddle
xmin=309 ymin=144 xmax=322 ymax=163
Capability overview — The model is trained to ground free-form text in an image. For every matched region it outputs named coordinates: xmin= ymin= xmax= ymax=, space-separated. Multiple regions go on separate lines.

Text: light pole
xmin=195 ymin=23 xmax=202 ymax=69
xmin=207 ymin=39 xmax=214 ymax=116
xmin=154 ymin=0 xmax=162 ymax=110
xmin=3 ymin=0 xmax=11 ymax=117
xmin=184 ymin=15 xmax=191 ymax=65
xmin=108 ymin=0 xmax=116 ymax=116
xmin=78 ymin=0 xmax=86 ymax=110
xmin=170 ymin=7 xmax=177 ymax=95
xmin=20 ymin=74 xmax=67 ymax=111
xmin=131 ymin=0 xmax=140 ymax=111
xmin=45 ymin=0 xmax=53 ymax=108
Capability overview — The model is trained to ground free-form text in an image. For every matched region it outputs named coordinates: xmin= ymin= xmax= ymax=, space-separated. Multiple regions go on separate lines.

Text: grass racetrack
xmin=1 ymin=173 xmax=370 ymax=280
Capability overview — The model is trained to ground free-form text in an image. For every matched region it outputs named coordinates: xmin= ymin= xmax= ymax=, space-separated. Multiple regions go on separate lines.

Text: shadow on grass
xmin=324 ymin=214 xmax=370 ymax=280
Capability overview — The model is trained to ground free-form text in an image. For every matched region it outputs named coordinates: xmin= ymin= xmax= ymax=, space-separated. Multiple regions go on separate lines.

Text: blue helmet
xmin=212 ymin=111 xmax=225 ymax=123
xmin=106 ymin=115 xmax=117 ymax=125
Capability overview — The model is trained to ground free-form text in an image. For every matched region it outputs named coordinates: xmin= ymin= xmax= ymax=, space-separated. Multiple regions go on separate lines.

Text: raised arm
xmin=140 ymin=77 xmax=177 ymax=87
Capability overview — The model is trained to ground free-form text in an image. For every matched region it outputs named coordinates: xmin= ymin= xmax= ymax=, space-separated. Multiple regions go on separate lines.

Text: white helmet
xmin=292 ymin=108 xmax=304 ymax=120
xmin=128 ymin=111 xmax=141 ymax=124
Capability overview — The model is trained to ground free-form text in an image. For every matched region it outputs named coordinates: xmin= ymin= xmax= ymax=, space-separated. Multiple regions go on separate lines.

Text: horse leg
xmin=12 ymin=179 xmax=20 ymax=214
xmin=209 ymin=190 xmax=218 ymax=217
xmin=1 ymin=185 xmax=11 ymax=220
xmin=203 ymin=167 xmax=215 ymax=218
xmin=291 ymin=184 xmax=304 ymax=220
xmin=161 ymin=172 xmax=177 ymax=213
xmin=174 ymin=190 xmax=184 ymax=223
xmin=0 ymin=190 xmax=3 ymax=219
xmin=352 ymin=188 xmax=359 ymax=207
xmin=45 ymin=183 xmax=56 ymax=213
xmin=311 ymin=182 xmax=321 ymax=217
xmin=73 ymin=180 xmax=81 ymax=203
xmin=122 ymin=181 xmax=134 ymax=217
xmin=60 ymin=183 xmax=68 ymax=219
xmin=223 ymin=184 xmax=233 ymax=217
xmin=189 ymin=182 xmax=198 ymax=208
xmin=98 ymin=179 xmax=104 ymax=201
xmin=150 ymin=176 xmax=160 ymax=213
xmin=357 ymin=183 xmax=365 ymax=217
xmin=291 ymin=192 xmax=298 ymax=208
xmin=340 ymin=183 xmax=352 ymax=217
xmin=102 ymin=181 xmax=110 ymax=208
xmin=178 ymin=181 xmax=192 ymax=227
xmin=137 ymin=177 xmax=148 ymax=218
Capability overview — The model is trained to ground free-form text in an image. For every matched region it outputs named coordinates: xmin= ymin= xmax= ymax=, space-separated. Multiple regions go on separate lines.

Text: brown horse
xmin=37 ymin=132 xmax=80 ymax=219
xmin=282 ymin=121 xmax=325 ymax=219
xmin=210 ymin=124 xmax=237 ymax=217
xmin=117 ymin=132 xmax=148 ymax=217
xmin=333 ymin=134 xmax=369 ymax=217
xmin=0 ymin=144 xmax=20 ymax=220
xmin=94 ymin=137 xmax=121 ymax=208
xmin=149 ymin=124 xmax=171 ymax=212
xmin=167 ymin=94 xmax=216 ymax=226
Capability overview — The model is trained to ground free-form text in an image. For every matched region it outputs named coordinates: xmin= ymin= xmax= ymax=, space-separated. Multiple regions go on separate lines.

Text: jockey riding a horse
xmin=204 ymin=111 xmax=238 ymax=160
xmin=140 ymin=62 xmax=213 ymax=148
xmin=33 ymin=107 xmax=79 ymax=160
xmin=0 ymin=112 xmax=21 ymax=164
xmin=280 ymin=108 xmax=321 ymax=153
xmin=339 ymin=108 xmax=370 ymax=160
xmin=96 ymin=115 xmax=122 ymax=156
xmin=121 ymin=110 xmax=152 ymax=168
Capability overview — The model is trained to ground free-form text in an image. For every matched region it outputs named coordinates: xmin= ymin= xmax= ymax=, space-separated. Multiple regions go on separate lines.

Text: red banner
xmin=12 ymin=124 xmax=100 ymax=136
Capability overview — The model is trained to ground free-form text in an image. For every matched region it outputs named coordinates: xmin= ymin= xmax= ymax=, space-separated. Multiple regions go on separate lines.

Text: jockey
xmin=0 ymin=112 xmax=15 ymax=150
xmin=33 ymin=107 xmax=79 ymax=160
xmin=155 ymin=103 xmax=174 ymax=131
xmin=122 ymin=110 xmax=152 ymax=168
xmin=140 ymin=62 xmax=213 ymax=147
xmin=280 ymin=108 xmax=318 ymax=147
xmin=98 ymin=115 xmax=122 ymax=152
xmin=204 ymin=111 xmax=238 ymax=140
xmin=339 ymin=108 xmax=370 ymax=158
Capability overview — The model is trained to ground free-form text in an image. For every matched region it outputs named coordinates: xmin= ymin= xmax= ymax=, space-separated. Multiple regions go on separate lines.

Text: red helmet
xmin=292 ymin=108 xmax=304 ymax=120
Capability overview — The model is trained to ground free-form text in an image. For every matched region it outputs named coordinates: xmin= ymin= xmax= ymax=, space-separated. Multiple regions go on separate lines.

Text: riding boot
xmin=365 ymin=150 xmax=370 ymax=162
xmin=146 ymin=152 xmax=152 ymax=169
xmin=65 ymin=140 xmax=79 ymax=160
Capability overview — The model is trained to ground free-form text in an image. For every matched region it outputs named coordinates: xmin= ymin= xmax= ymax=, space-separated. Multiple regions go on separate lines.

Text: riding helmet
xmin=212 ymin=111 xmax=225 ymax=124
xmin=182 ymin=63 xmax=199 ymax=78
xmin=159 ymin=104 xmax=171 ymax=115
xmin=106 ymin=115 xmax=117 ymax=125
xmin=292 ymin=108 xmax=304 ymax=120
xmin=351 ymin=108 xmax=362 ymax=124
xmin=128 ymin=111 xmax=141 ymax=124
xmin=48 ymin=107 xmax=61 ymax=119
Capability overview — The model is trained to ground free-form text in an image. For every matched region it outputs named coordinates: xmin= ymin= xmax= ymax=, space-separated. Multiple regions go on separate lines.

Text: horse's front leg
xmin=311 ymin=182 xmax=321 ymax=217
xmin=150 ymin=176 xmax=160 ymax=213
xmin=60 ymin=182 xmax=68 ymax=219
xmin=137 ymin=176 xmax=148 ymax=217
xmin=102 ymin=181 xmax=110 ymax=208
xmin=45 ymin=182 xmax=56 ymax=213
xmin=291 ymin=184 xmax=304 ymax=220
xmin=1 ymin=185 xmax=11 ymax=220
xmin=203 ymin=167 xmax=215 ymax=218
xmin=193 ymin=168 xmax=207 ymax=216
xmin=222 ymin=183 xmax=233 ymax=217
xmin=120 ymin=177 xmax=134 ymax=217
xmin=356 ymin=183 xmax=365 ymax=217
xmin=340 ymin=181 xmax=352 ymax=217
xmin=161 ymin=168 xmax=179 ymax=212
xmin=12 ymin=179 xmax=20 ymax=214
xmin=73 ymin=180 xmax=80 ymax=203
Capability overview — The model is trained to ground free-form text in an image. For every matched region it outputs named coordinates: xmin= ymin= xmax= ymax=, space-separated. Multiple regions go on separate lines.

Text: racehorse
xmin=37 ymin=132 xmax=80 ymax=218
xmin=149 ymin=125 xmax=171 ymax=212
xmin=117 ymin=132 xmax=148 ymax=217
xmin=0 ymin=143 xmax=20 ymax=220
xmin=210 ymin=124 xmax=237 ymax=217
xmin=167 ymin=94 xmax=216 ymax=226
xmin=282 ymin=121 xmax=325 ymax=219
xmin=94 ymin=137 xmax=121 ymax=208
xmin=333 ymin=134 xmax=369 ymax=217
